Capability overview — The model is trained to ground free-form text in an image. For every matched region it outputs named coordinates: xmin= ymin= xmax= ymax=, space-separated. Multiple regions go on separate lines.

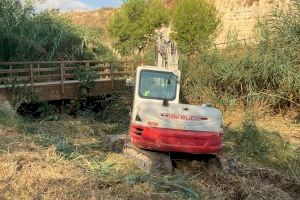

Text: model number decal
xmin=161 ymin=112 xmax=208 ymax=121
xmin=147 ymin=121 xmax=159 ymax=127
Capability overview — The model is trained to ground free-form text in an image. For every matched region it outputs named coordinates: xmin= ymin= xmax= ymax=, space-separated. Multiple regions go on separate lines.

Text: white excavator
xmin=108 ymin=33 xmax=235 ymax=174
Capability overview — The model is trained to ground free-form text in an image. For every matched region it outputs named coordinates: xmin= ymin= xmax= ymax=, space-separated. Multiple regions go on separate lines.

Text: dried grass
xmin=0 ymin=109 xmax=299 ymax=199
xmin=0 ymin=147 xmax=96 ymax=199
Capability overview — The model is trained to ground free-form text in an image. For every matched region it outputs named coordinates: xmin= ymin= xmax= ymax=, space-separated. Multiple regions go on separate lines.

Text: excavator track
xmin=123 ymin=143 xmax=173 ymax=174
xmin=107 ymin=135 xmax=237 ymax=174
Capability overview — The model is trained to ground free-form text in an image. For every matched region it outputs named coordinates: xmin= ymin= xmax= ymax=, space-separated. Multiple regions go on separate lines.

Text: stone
xmin=123 ymin=143 xmax=173 ymax=174
xmin=106 ymin=134 xmax=130 ymax=153
xmin=0 ymin=96 xmax=13 ymax=113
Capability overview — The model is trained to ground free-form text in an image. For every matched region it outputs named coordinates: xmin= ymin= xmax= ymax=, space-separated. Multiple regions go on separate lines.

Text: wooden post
xmin=60 ymin=63 xmax=65 ymax=95
xmin=29 ymin=64 xmax=34 ymax=87
xmin=37 ymin=63 xmax=40 ymax=79
xmin=9 ymin=64 xmax=12 ymax=78
xmin=110 ymin=62 xmax=114 ymax=91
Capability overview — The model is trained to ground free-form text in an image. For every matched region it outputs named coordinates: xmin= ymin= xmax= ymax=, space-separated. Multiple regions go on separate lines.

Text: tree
xmin=171 ymin=0 xmax=220 ymax=55
xmin=108 ymin=0 xmax=168 ymax=56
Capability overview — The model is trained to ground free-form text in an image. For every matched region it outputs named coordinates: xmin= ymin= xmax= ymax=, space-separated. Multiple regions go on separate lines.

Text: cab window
xmin=139 ymin=70 xmax=177 ymax=100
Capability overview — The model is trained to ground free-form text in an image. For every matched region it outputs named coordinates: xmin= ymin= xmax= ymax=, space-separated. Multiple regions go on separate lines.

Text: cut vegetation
xmin=0 ymin=106 xmax=299 ymax=199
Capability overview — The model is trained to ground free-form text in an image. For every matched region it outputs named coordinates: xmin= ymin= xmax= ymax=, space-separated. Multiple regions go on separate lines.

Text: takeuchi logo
xmin=160 ymin=112 xmax=208 ymax=121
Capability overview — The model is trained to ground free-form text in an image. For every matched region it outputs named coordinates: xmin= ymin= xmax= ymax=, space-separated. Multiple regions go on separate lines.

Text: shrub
xmin=0 ymin=0 xmax=113 ymax=61
xmin=181 ymin=0 xmax=300 ymax=110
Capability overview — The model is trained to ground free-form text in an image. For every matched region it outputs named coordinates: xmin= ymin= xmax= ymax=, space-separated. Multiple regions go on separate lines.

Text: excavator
xmin=108 ymin=33 xmax=235 ymax=174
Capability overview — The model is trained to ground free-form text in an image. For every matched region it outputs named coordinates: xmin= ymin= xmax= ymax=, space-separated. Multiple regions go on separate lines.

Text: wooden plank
xmin=0 ymin=69 xmax=29 ymax=74
xmin=9 ymin=64 xmax=12 ymax=77
xmin=33 ymin=74 xmax=61 ymax=82
xmin=1 ymin=79 xmax=126 ymax=102
xmin=0 ymin=76 xmax=30 ymax=83
xmin=0 ymin=60 xmax=144 ymax=66
xmin=64 ymin=67 xmax=78 ymax=71
xmin=33 ymin=67 xmax=60 ymax=72
xmin=0 ymin=61 xmax=92 ymax=65
xmin=37 ymin=64 xmax=40 ymax=77
xmin=35 ymin=80 xmax=114 ymax=102
xmin=64 ymin=74 xmax=77 ymax=79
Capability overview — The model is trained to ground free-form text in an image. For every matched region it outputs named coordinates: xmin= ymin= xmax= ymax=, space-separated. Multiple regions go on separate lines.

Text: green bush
xmin=75 ymin=66 xmax=98 ymax=99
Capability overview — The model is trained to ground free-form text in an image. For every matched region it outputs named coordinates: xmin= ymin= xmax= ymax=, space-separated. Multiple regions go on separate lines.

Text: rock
xmin=0 ymin=96 xmax=13 ymax=113
xmin=106 ymin=134 xmax=130 ymax=153
xmin=123 ymin=143 xmax=173 ymax=174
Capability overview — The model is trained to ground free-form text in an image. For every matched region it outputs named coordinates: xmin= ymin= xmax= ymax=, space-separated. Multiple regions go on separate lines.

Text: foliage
xmin=0 ymin=0 xmax=113 ymax=61
xmin=75 ymin=66 xmax=98 ymax=99
xmin=181 ymin=0 xmax=300 ymax=110
xmin=5 ymin=81 xmax=38 ymax=110
xmin=171 ymin=0 xmax=220 ymax=55
xmin=224 ymin=117 xmax=300 ymax=177
xmin=37 ymin=103 xmax=60 ymax=121
xmin=108 ymin=0 xmax=168 ymax=56
xmin=56 ymin=137 xmax=75 ymax=157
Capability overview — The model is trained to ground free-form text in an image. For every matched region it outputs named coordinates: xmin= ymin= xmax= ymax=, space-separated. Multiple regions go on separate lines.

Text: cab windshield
xmin=139 ymin=70 xmax=177 ymax=100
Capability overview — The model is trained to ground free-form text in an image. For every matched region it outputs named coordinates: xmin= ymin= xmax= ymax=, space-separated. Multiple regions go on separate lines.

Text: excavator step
xmin=123 ymin=143 xmax=173 ymax=174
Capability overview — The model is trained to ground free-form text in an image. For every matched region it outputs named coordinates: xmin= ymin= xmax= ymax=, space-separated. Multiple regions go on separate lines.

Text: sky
xmin=35 ymin=0 xmax=123 ymax=12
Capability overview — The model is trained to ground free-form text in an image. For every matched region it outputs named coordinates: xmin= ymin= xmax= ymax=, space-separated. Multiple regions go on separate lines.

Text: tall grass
xmin=181 ymin=0 xmax=300 ymax=110
xmin=224 ymin=117 xmax=300 ymax=178
xmin=0 ymin=0 xmax=113 ymax=61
